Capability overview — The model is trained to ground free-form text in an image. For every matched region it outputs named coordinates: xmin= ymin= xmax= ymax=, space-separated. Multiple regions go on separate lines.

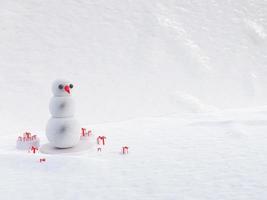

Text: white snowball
xmin=46 ymin=117 xmax=80 ymax=148
xmin=52 ymin=79 xmax=75 ymax=97
xmin=49 ymin=96 xmax=75 ymax=117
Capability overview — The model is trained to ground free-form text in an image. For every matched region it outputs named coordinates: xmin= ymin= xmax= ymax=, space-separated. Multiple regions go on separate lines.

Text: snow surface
xmin=2 ymin=110 xmax=267 ymax=199
xmin=0 ymin=0 xmax=267 ymax=199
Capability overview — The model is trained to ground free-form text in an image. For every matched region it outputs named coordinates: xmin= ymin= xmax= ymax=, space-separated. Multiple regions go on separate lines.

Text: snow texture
xmin=16 ymin=138 xmax=40 ymax=150
xmin=49 ymin=97 xmax=75 ymax=117
xmin=40 ymin=138 xmax=93 ymax=154
xmin=4 ymin=111 xmax=267 ymax=200
xmin=46 ymin=117 xmax=80 ymax=148
xmin=0 ymin=0 xmax=267 ymax=199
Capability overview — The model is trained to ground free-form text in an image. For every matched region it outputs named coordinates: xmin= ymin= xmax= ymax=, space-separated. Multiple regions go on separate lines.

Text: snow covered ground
xmin=1 ymin=110 xmax=267 ymax=199
xmin=0 ymin=0 xmax=267 ymax=199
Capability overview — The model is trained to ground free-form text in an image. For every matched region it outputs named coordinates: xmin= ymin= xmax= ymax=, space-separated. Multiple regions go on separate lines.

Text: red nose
xmin=64 ymin=85 xmax=70 ymax=94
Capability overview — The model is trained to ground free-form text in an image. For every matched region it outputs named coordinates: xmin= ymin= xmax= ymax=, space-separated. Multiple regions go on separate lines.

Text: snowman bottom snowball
xmin=46 ymin=117 xmax=80 ymax=148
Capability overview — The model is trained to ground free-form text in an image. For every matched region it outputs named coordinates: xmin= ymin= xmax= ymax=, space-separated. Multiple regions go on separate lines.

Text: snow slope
xmin=0 ymin=0 xmax=267 ymax=199
xmin=0 ymin=0 xmax=266 ymax=132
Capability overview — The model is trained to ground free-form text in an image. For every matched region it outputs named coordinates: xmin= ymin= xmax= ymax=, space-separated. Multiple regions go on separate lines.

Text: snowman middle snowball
xmin=46 ymin=79 xmax=80 ymax=148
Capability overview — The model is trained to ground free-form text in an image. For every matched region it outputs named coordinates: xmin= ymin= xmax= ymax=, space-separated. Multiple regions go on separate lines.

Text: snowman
xmin=46 ymin=79 xmax=80 ymax=148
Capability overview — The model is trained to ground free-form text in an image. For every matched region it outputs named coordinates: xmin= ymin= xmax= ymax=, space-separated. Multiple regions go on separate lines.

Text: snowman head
xmin=52 ymin=79 xmax=74 ymax=96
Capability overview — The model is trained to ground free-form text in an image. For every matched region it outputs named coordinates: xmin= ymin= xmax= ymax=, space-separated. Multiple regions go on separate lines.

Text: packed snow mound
xmin=0 ymin=0 xmax=266 ymax=133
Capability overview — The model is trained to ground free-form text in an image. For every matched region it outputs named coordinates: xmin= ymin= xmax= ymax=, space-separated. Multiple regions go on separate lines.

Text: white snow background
xmin=0 ymin=0 xmax=267 ymax=199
